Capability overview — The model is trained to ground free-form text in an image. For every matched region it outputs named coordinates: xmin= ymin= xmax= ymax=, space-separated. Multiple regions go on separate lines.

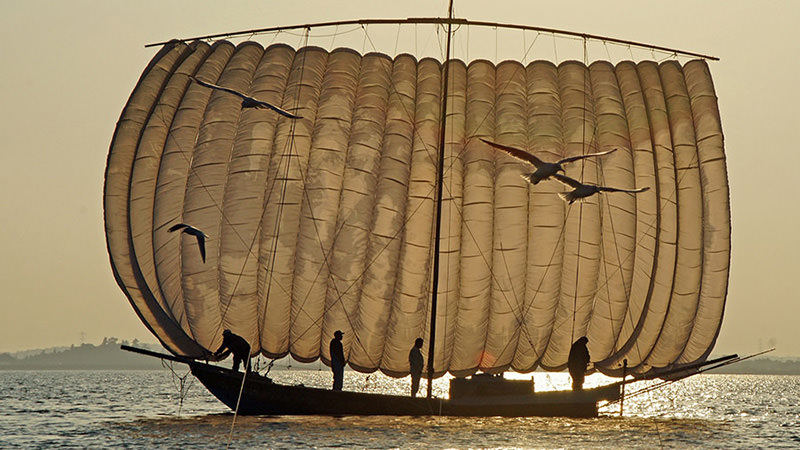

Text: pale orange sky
xmin=1 ymin=0 xmax=798 ymax=356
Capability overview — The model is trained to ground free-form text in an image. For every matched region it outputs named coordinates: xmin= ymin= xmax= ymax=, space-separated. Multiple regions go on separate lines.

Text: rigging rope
xmin=161 ymin=360 xmax=194 ymax=416
xmin=226 ymin=361 xmax=250 ymax=450
xmin=330 ymin=24 xmax=338 ymax=49
xmin=394 ymin=23 xmax=401 ymax=56
xmin=552 ymin=33 xmax=559 ymax=63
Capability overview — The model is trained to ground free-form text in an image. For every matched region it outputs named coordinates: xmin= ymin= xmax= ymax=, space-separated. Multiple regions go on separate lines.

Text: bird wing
xmin=557 ymin=148 xmax=618 ymax=165
xmin=195 ymin=233 xmax=206 ymax=263
xmin=552 ymin=173 xmax=584 ymax=189
xmin=251 ymin=99 xmax=304 ymax=119
xmin=192 ymin=76 xmax=302 ymax=119
xmin=191 ymin=76 xmax=249 ymax=100
xmin=597 ymin=185 xmax=650 ymax=194
xmin=480 ymin=139 xmax=545 ymax=167
xmin=184 ymin=227 xmax=208 ymax=238
xmin=168 ymin=223 xmax=188 ymax=233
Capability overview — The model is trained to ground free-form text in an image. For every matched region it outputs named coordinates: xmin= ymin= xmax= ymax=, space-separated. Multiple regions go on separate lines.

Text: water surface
xmin=2 ymin=369 xmax=798 ymax=449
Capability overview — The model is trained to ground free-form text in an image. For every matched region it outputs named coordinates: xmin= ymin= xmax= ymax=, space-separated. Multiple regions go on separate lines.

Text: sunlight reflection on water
xmin=1 ymin=370 xmax=799 ymax=449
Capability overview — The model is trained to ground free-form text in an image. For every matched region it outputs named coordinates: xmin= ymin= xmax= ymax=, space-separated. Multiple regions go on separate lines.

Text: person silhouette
xmin=213 ymin=329 xmax=251 ymax=372
xmin=330 ymin=330 xmax=345 ymax=391
xmin=408 ymin=338 xmax=424 ymax=397
xmin=567 ymin=336 xmax=590 ymax=391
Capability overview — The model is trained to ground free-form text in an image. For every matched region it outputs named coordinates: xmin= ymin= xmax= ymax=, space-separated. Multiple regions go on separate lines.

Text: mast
xmin=427 ymin=0 xmax=455 ymax=399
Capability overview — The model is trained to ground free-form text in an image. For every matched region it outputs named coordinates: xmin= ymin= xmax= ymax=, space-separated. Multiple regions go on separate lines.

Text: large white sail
xmin=105 ymin=38 xmax=729 ymax=378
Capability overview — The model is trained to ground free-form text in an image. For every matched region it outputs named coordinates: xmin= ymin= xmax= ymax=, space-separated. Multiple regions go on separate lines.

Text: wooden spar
xmin=693 ymin=348 xmax=775 ymax=374
xmin=427 ymin=0 xmax=455 ymax=400
xmin=120 ymin=344 xmax=196 ymax=364
xmin=144 ymin=17 xmax=719 ymax=61
xmin=603 ymin=351 xmax=772 ymax=408
xmin=631 ymin=353 xmax=738 ymax=382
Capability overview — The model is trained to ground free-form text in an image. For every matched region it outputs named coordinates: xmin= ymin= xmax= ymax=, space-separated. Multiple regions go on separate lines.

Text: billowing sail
xmin=104 ymin=39 xmax=729 ymax=378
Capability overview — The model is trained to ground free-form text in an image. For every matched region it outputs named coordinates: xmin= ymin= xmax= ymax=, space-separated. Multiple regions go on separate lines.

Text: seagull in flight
xmin=552 ymin=174 xmax=650 ymax=204
xmin=480 ymin=138 xmax=617 ymax=185
xmin=168 ymin=223 xmax=208 ymax=263
xmin=190 ymin=76 xmax=302 ymax=119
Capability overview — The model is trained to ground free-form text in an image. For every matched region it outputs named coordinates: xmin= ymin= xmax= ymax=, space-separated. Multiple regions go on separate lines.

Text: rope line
xmin=225 ymin=345 xmax=251 ymax=450
xmin=161 ymin=360 xmax=194 ymax=416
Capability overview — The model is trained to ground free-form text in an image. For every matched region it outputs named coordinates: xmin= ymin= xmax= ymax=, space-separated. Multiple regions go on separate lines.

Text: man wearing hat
xmin=330 ymin=330 xmax=345 ymax=391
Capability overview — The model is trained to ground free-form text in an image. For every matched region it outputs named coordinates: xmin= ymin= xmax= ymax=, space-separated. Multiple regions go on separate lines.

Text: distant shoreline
xmin=2 ymin=339 xmax=798 ymax=375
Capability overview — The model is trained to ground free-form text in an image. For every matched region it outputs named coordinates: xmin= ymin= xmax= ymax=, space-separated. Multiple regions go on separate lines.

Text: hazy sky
xmin=1 ymin=0 xmax=798 ymax=356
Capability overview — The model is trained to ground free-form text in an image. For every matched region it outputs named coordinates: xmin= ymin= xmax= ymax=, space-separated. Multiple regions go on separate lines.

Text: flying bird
xmin=168 ymin=223 xmax=208 ymax=263
xmin=552 ymin=174 xmax=650 ymax=204
xmin=479 ymin=138 xmax=617 ymax=185
xmin=190 ymin=76 xmax=302 ymax=119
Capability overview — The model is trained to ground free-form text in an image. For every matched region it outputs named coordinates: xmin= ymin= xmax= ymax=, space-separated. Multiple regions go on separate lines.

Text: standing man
xmin=213 ymin=329 xmax=251 ymax=372
xmin=330 ymin=330 xmax=345 ymax=391
xmin=408 ymin=338 xmax=424 ymax=397
xmin=567 ymin=336 xmax=590 ymax=391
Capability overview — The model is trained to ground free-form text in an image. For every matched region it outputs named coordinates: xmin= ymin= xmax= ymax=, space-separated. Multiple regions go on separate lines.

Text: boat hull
xmin=190 ymin=362 xmax=620 ymax=418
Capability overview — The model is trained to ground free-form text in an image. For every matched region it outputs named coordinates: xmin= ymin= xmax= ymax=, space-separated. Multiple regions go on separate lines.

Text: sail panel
xmin=643 ymin=61 xmax=704 ymax=367
xmin=450 ymin=60 xmax=495 ymax=376
xmin=180 ymin=43 xmax=262 ymax=351
xmin=214 ymin=42 xmax=269 ymax=350
xmin=584 ymin=61 xmax=637 ymax=363
xmin=541 ymin=62 xmax=602 ymax=370
xmin=152 ymin=42 xmax=219 ymax=340
xmin=323 ymin=51 xmax=389 ymax=369
xmin=258 ymin=47 xmax=327 ymax=358
xmin=677 ymin=59 xmax=730 ymax=363
xmin=619 ymin=61 xmax=680 ymax=369
xmin=385 ymin=58 xmax=441 ymax=375
xmin=597 ymin=61 xmax=660 ymax=372
xmin=132 ymin=43 xmax=211 ymax=335
xmin=106 ymin=42 xmax=729 ymax=376
xmin=352 ymin=54 xmax=416 ymax=372
xmin=105 ymin=41 xmax=206 ymax=356
xmin=217 ymin=44 xmax=295 ymax=353
xmin=325 ymin=52 xmax=394 ymax=371
xmin=436 ymin=60 xmax=468 ymax=374
xmin=288 ymin=48 xmax=358 ymax=360
xmin=513 ymin=61 xmax=564 ymax=372
xmin=484 ymin=61 xmax=529 ymax=372
xmin=250 ymin=45 xmax=297 ymax=358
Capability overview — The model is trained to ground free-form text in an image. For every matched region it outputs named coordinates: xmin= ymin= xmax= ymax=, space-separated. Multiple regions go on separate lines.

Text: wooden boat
xmin=124 ymin=345 xmax=620 ymax=417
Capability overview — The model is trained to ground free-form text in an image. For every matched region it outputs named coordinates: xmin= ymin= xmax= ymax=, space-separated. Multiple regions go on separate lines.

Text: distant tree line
xmin=0 ymin=338 xmax=164 ymax=370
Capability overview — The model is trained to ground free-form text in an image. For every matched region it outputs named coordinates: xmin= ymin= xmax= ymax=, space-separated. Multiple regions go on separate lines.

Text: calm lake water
xmin=1 ymin=368 xmax=798 ymax=449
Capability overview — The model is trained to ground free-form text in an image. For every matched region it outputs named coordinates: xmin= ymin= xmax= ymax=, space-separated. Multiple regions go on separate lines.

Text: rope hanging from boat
xmin=161 ymin=359 xmax=194 ymax=416
xmin=225 ymin=364 xmax=249 ymax=450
